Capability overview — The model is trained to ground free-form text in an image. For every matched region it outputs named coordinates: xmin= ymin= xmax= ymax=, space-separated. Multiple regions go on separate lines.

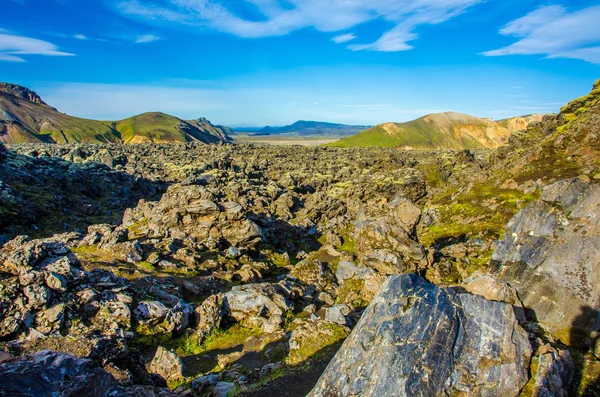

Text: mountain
xmin=257 ymin=120 xmax=371 ymax=136
xmin=328 ymin=112 xmax=543 ymax=150
xmin=0 ymin=83 xmax=231 ymax=144
xmin=496 ymin=114 xmax=544 ymax=133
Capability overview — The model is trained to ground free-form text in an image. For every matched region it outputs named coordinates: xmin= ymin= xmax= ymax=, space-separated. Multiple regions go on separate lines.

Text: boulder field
xmin=0 ymin=80 xmax=600 ymax=397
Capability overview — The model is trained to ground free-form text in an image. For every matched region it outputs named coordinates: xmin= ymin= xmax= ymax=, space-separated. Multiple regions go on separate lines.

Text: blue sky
xmin=0 ymin=0 xmax=599 ymax=126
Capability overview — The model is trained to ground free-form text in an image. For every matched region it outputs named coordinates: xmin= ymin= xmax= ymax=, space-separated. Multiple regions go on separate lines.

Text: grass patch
xmin=286 ymin=323 xmax=348 ymax=365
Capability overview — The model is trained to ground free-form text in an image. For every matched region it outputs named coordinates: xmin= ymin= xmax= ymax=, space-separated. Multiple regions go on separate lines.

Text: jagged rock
xmin=164 ymin=302 xmax=194 ymax=336
xmin=211 ymin=382 xmax=236 ymax=397
xmin=531 ymin=345 xmax=574 ymax=397
xmin=354 ymin=212 xmax=426 ymax=275
xmin=134 ymin=301 xmax=169 ymax=325
xmin=148 ymin=346 xmax=184 ymax=382
xmin=194 ymin=295 xmax=228 ymax=339
xmin=460 ymin=274 xmax=526 ymax=322
xmin=491 ymin=178 xmax=600 ymax=337
xmin=323 ymin=305 xmax=350 ymax=326
xmin=224 ymin=283 xmax=292 ymax=333
xmin=309 ymin=274 xmax=532 ymax=397
xmin=335 ymin=260 xmax=373 ymax=283
xmin=388 ymin=196 xmax=421 ymax=234
xmin=290 ymin=258 xmax=329 ymax=290
xmin=0 ymin=350 xmax=118 ymax=396
xmin=36 ymin=303 xmax=65 ymax=334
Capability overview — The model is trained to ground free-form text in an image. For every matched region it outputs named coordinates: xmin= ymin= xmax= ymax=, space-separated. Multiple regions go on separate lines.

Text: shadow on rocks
xmin=570 ymin=306 xmax=600 ymax=397
xmin=0 ymin=150 xmax=168 ymax=240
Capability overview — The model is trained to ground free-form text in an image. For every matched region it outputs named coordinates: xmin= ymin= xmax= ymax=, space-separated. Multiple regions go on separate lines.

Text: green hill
xmin=328 ymin=112 xmax=541 ymax=150
xmin=0 ymin=83 xmax=231 ymax=145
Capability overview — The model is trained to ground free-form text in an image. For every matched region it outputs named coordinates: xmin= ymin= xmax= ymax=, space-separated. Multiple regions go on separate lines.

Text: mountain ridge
xmin=0 ymin=83 xmax=231 ymax=145
xmin=328 ymin=111 xmax=544 ymax=150
xmin=256 ymin=120 xmax=372 ymax=136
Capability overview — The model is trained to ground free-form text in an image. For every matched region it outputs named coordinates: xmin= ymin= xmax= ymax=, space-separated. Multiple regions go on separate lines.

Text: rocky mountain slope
xmin=256 ymin=121 xmax=371 ymax=137
xmin=0 ymin=83 xmax=232 ymax=144
xmin=0 ymin=79 xmax=598 ymax=397
xmin=329 ymin=112 xmax=542 ymax=149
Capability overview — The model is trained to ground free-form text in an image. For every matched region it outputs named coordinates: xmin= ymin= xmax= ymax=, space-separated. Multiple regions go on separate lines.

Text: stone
xmin=134 ymin=301 xmax=169 ymax=325
xmin=224 ymin=283 xmax=291 ymax=333
xmin=165 ymin=302 xmax=195 ymax=336
xmin=0 ymin=351 xmax=118 ymax=396
xmin=191 ymin=374 xmax=219 ymax=393
xmin=0 ymin=350 xmax=12 ymax=364
xmin=491 ymin=178 xmax=600 ymax=336
xmin=23 ymin=284 xmax=50 ymax=309
xmin=335 ymin=260 xmax=373 ymax=283
xmin=195 ymin=295 xmax=228 ymax=339
xmin=309 ymin=274 xmax=532 ymax=397
xmin=37 ymin=303 xmax=65 ymax=334
xmin=323 ymin=305 xmax=349 ymax=326
xmin=531 ymin=345 xmax=574 ymax=397
xmin=212 ymin=382 xmax=236 ymax=397
xmin=45 ymin=272 xmax=67 ymax=292
xmin=389 ymin=196 xmax=421 ymax=234
xmin=148 ymin=346 xmax=184 ymax=381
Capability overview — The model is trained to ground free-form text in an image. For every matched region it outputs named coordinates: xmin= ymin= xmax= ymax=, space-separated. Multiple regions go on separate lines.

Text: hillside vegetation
xmin=0 ymin=83 xmax=231 ymax=144
xmin=329 ymin=112 xmax=542 ymax=150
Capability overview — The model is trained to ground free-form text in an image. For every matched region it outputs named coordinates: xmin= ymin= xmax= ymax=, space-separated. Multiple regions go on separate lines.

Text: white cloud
xmin=332 ymin=33 xmax=356 ymax=44
xmin=112 ymin=0 xmax=483 ymax=52
xmin=0 ymin=31 xmax=74 ymax=62
xmin=74 ymin=34 xmax=87 ymax=40
xmin=134 ymin=34 xmax=161 ymax=43
xmin=483 ymin=4 xmax=600 ymax=64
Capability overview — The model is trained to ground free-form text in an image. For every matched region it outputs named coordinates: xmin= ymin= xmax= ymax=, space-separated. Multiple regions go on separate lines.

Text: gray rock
xmin=335 ymin=260 xmax=373 ymax=283
xmin=323 ymin=305 xmax=349 ymax=326
xmin=165 ymin=302 xmax=194 ymax=336
xmin=45 ymin=272 xmax=67 ymax=292
xmin=224 ymin=283 xmax=291 ymax=333
xmin=148 ymin=346 xmax=184 ymax=382
xmin=134 ymin=301 xmax=169 ymax=325
xmin=531 ymin=345 xmax=574 ymax=397
xmin=0 ymin=350 xmax=118 ymax=396
xmin=491 ymin=178 xmax=600 ymax=335
xmin=309 ymin=274 xmax=532 ymax=397
xmin=195 ymin=295 xmax=228 ymax=339
xmin=211 ymin=382 xmax=236 ymax=397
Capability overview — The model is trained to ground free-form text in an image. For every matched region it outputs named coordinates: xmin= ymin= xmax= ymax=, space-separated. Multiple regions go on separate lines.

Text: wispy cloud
xmin=483 ymin=4 xmax=600 ymax=64
xmin=73 ymin=34 xmax=87 ymax=40
xmin=0 ymin=30 xmax=74 ymax=62
xmin=134 ymin=34 xmax=161 ymax=43
xmin=111 ymin=0 xmax=483 ymax=52
xmin=332 ymin=33 xmax=356 ymax=44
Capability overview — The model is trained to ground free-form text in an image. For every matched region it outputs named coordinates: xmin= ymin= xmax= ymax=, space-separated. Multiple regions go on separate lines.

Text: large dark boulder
xmin=309 ymin=274 xmax=532 ymax=397
xmin=491 ymin=178 xmax=600 ymax=340
xmin=0 ymin=143 xmax=6 ymax=162
xmin=0 ymin=351 xmax=117 ymax=397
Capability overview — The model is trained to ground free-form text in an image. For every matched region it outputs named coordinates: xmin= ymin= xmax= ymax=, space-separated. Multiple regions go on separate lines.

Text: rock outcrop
xmin=310 ymin=274 xmax=532 ymax=397
xmin=0 ymin=83 xmax=49 ymax=106
xmin=491 ymin=178 xmax=600 ymax=338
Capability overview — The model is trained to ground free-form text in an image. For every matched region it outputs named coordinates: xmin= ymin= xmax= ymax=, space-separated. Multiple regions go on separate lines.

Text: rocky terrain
xmin=0 ymin=83 xmax=232 ymax=144
xmin=329 ymin=111 xmax=543 ymax=149
xmin=0 ymin=78 xmax=598 ymax=397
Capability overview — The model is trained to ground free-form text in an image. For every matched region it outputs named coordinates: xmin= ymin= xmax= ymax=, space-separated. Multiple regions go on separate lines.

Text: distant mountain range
xmin=328 ymin=112 xmax=544 ymax=150
xmin=234 ymin=120 xmax=372 ymax=137
xmin=0 ymin=83 xmax=232 ymax=144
